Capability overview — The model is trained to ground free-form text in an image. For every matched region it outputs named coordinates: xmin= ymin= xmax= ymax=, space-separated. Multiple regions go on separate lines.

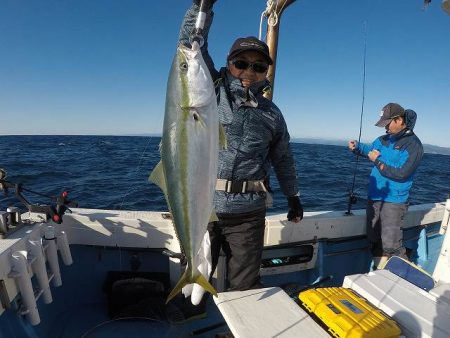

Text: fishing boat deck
xmin=0 ymin=201 xmax=448 ymax=337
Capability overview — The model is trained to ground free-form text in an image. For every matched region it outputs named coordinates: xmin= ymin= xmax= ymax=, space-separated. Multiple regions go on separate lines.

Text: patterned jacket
xmin=178 ymin=5 xmax=299 ymax=214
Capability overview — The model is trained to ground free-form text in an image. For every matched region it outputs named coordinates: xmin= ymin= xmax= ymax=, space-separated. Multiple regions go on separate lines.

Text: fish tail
xmin=166 ymin=268 xmax=218 ymax=304
xmin=195 ymin=272 xmax=218 ymax=297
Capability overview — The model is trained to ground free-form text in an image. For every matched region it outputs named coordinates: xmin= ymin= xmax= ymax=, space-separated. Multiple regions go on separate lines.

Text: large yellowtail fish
xmin=150 ymin=41 xmax=224 ymax=304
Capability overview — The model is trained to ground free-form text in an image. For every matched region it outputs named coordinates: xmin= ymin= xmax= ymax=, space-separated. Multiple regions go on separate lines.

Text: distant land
xmin=123 ymin=134 xmax=450 ymax=156
xmin=2 ymin=134 xmax=448 ymax=155
xmin=290 ymin=137 xmax=450 ymax=156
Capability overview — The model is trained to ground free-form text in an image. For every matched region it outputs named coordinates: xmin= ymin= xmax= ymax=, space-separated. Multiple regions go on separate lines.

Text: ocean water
xmin=1 ymin=135 xmax=449 ymax=215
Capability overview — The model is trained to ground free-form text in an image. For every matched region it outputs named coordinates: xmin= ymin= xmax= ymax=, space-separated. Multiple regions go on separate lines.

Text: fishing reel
xmin=348 ymin=192 xmax=358 ymax=205
xmin=0 ymin=168 xmax=78 ymax=225
xmin=345 ymin=191 xmax=358 ymax=216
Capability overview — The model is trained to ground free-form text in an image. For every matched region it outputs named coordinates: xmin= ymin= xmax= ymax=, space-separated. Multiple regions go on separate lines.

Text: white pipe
xmin=28 ymin=240 xmax=53 ymax=304
xmin=439 ymin=199 xmax=450 ymax=235
xmin=56 ymin=231 xmax=73 ymax=266
xmin=433 ymin=199 xmax=450 ymax=283
xmin=11 ymin=251 xmax=40 ymax=325
xmin=44 ymin=226 xmax=62 ymax=287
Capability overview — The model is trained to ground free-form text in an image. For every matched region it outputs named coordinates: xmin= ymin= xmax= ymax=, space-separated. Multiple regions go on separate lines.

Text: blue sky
xmin=1 ymin=0 xmax=449 ymax=147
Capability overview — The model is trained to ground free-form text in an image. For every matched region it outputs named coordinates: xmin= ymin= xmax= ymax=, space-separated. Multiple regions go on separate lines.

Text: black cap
xmin=227 ymin=36 xmax=273 ymax=65
xmin=375 ymin=103 xmax=405 ymax=127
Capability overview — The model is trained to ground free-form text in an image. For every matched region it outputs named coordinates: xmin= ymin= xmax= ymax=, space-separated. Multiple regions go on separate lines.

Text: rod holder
xmin=44 ymin=226 xmax=62 ymax=287
xmin=10 ymin=251 xmax=40 ymax=325
xmin=433 ymin=199 xmax=450 ymax=283
xmin=0 ymin=211 xmax=8 ymax=234
xmin=28 ymin=240 xmax=53 ymax=304
xmin=439 ymin=199 xmax=450 ymax=235
xmin=57 ymin=231 xmax=73 ymax=266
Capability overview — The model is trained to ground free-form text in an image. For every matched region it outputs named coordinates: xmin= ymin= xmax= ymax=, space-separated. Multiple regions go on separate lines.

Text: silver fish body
xmin=151 ymin=41 xmax=219 ymax=302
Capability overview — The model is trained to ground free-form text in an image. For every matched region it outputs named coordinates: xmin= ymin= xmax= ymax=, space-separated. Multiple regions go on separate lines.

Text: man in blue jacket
xmin=348 ymin=103 xmax=423 ymax=269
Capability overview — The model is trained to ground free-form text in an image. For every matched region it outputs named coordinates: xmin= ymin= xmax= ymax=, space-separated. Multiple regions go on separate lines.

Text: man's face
xmin=386 ymin=117 xmax=405 ymax=134
xmin=228 ymin=51 xmax=269 ymax=88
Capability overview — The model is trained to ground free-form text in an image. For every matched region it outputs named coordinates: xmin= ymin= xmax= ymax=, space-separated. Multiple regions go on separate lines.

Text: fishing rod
xmin=0 ymin=168 xmax=77 ymax=225
xmin=345 ymin=0 xmax=449 ymax=214
xmin=345 ymin=21 xmax=368 ymax=216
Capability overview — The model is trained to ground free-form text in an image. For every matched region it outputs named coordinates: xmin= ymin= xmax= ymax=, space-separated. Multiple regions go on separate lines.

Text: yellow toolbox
xmin=299 ymin=287 xmax=401 ymax=338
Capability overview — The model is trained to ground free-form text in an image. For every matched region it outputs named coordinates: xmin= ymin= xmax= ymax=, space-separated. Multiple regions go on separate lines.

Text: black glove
xmin=287 ymin=196 xmax=303 ymax=222
xmin=193 ymin=0 xmax=217 ymax=10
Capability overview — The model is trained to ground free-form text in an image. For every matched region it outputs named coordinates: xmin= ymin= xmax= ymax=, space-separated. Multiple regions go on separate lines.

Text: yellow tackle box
xmin=299 ymin=287 xmax=401 ymax=338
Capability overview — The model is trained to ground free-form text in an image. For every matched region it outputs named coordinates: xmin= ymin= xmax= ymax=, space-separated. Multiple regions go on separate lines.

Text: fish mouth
xmin=178 ymin=43 xmax=200 ymax=58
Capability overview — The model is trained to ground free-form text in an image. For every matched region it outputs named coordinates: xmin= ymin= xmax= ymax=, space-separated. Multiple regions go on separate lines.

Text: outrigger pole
xmin=263 ymin=0 xmax=297 ymax=101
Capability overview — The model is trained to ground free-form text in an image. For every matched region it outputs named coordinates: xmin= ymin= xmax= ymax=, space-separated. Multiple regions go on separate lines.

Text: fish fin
xmin=149 ymin=161 xmax=167 ymax=193
xmin=166 ymin=268 xmax=218 ymax=304
xmin=166 ymin=269 xmax=191 ymax=304
xmin=209 ymin=210 xmax=219 ymax=223
xmin=219 ymin=124 xmax=227 ymax=150
xmin=149 ymin=161 xmax=172 ymax=211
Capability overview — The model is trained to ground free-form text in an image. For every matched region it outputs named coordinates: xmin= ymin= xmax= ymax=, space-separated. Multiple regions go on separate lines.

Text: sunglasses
xmin=229 ymin=59 xmax=269 ymax=73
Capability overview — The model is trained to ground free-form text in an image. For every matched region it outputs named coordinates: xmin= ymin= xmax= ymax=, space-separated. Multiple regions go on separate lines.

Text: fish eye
xmin=180 ymin=62 xmax=188 ymax=71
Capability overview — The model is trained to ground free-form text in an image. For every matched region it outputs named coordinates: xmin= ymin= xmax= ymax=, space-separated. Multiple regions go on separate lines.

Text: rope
xmin=346 ymin=20 xmax=368 ymax=215
xmin=259 ymin=0 xmax=278 ymax=40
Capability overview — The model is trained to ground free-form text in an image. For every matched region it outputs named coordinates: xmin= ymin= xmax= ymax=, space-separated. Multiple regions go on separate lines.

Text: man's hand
xmin=287 ymin=196 xmax=303 ymax=223
xmin=348 ymin=140 xmax=357 ymax=151
xmin=368 ymin=150 xmax=380 ymax=162
xmin=193 ymin=0 xmax=217 ymax=9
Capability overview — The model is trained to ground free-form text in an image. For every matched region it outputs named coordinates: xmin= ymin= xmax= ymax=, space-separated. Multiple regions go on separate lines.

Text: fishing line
xmin=114 ymin=136 xmax=153 ymax=271
xmin=80 ymin=316 xmax=167 ymax=338
xmin=19 ymin=186 xmax=56 ymax=201
xmin=346 ymin=20 xmax=368 ymax=216
xmin=117 ymin=136 xmax=153 ymax=211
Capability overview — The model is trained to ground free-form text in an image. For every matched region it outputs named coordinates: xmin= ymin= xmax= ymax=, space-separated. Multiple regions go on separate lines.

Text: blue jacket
xmin=179 ymin=5 xmax=299 ymax=214
xmin=355 ymin=114 xmax=423 ymax=203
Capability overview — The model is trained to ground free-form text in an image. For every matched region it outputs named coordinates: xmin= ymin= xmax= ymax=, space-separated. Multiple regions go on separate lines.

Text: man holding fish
xmin=153 ymin=0 xmax=303 ymax=323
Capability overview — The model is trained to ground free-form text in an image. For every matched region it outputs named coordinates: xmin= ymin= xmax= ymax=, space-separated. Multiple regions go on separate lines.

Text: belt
xmin=215 ymin=179 xmax=267 ymax=194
